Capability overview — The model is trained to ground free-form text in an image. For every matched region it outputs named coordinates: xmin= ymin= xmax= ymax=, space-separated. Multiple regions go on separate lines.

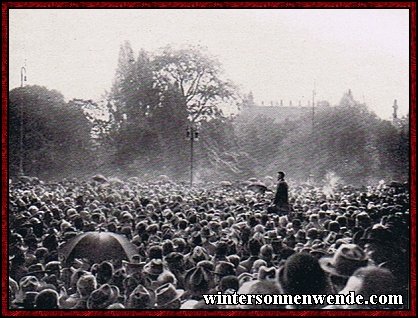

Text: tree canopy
xmin=9 ymin=85 xmax=94 ymax=179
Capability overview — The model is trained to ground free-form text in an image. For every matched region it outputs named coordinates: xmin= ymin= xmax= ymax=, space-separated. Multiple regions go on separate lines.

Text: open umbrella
xmin=247 ymin=182 xmax=268 ymax=194
xmin=59 ymin=232 xmax=138 ymax=265
xmin=220 ymin=181 xmax=232 ymax=187
xmin=92 ymin=174 xmax=108 ymax=183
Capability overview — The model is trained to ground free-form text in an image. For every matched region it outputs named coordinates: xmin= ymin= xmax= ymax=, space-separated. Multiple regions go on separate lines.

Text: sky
xmin=9 ymin=9 xmax=410 ymax=119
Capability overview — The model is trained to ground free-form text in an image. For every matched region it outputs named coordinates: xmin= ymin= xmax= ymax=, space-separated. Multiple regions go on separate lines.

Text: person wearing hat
xmin=155 ymin=283 xmax=184 ymax=309
xmin=226 ymin=255 xmax=247 ymax=276
xmin=126 ymin=284 xmax=155 ymax=309
xmin=319 ymin=244 xmax=369 ymax=293
xmin=122 ymin=255 xmax=146 ymax=276
xmin=240 ymin=238 xmax=262 ymax=272
xmin=9 ymin=277 xmax=19 ymax=307
xmin=143 ymin=259 xmax=165 ymax=284
xmin=212 ymin=261 xmax=236 ymax=287
xmin=271 ymin=171 xmax=290 ymax=215
xmin=200 ymin=226 xmax=216 ymax=255
xmin=236 ymin=280 xmax=285 ymax=309
xmin=164 ymin=252 xmax=186 ymax=289
xmin=325 ymin=266 xmax=402 ymax=309
xmin=87 ymin=284 xmax=120 ymax=309
xmin=361 ymin=225 xmax=408 ymax=302
xmin=95 ymin=261 xmax=114 ymax=285
xmin=13 ymin=276 xmax=40 ymax=308
xmin=59 ymin=274 xmax=97 ymax=309
xmin=257 ymin=266 xmax=277 ymax=281
xmin=26 ymin=263 xmax=46 ymax=280
xmin=183 ymin=266 xmax=212 ymax=299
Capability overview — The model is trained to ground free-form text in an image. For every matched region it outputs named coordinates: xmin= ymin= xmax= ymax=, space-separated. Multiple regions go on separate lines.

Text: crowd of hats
xmin=8 ymin=176 xmax=409 ymax=309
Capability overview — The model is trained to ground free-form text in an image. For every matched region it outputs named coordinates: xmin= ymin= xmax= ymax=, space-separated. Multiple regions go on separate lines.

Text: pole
xmin=190 ymin=126 xmax=194 ymax=187
xmin=312 ymin=81 xmax=316 ymax=131
xmin=19 ymin=66 xmax=27 ymax=176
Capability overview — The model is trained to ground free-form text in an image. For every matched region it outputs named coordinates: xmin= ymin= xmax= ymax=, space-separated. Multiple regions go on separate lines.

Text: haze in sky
xmin=9 ymin=9 xmax=409 ymax=119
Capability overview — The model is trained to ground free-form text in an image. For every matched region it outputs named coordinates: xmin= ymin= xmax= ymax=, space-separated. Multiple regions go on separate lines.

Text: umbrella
xmin=92 ymin=174 xmax=108 ymax=183
xmin=247 ymin=183 xmax=268 ymax=194
xmin=59 ymin=232 xmax=138 ymax=265
xmin=220 ymin=181 xmax=232 ymax=187
xmin=18 ymin=175 xmax=33 ymax=183
xmin=157 ymin=175 xmax=170 ymax=183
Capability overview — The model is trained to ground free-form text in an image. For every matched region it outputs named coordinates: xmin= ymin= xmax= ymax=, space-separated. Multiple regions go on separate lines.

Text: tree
xmin=154 ymin=45 xmax=237 ymax=123
xmin=9 ymin=85 xmax=94 ymax=179
xmin=241 ymin=91 xmax=256 ymax=109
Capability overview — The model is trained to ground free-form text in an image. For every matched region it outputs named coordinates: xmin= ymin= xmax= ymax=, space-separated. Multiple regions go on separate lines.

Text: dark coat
xmin=273 ymin=179 xmax=289 ymax=211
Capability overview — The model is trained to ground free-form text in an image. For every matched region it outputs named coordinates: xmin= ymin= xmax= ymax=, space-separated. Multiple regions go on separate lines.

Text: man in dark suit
xmin=272 ymin=171 xmax=290 ymax=215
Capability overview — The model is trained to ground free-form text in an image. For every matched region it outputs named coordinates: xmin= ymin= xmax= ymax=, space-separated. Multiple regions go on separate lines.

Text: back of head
xmin=347 ymin=266 xmax=398 ymax=297
xmin=279 ymin=253 xmax=330 ymax=295
xmin=219 ymin=275 xmax=239 ymax=293
xmin=248 ymin=238 xmax=262 ymax=256
xmin=35 ymin=289 xmax=59 ymax=309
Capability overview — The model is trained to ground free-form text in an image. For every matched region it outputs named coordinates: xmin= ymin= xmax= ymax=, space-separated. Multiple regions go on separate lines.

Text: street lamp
xmin=21 ymin=66 xmax=27 ymax=88
xmin=186 ymin=125 xmax=199 ymax=187
xmin=19 ymin=66 xmax=27 ymax=176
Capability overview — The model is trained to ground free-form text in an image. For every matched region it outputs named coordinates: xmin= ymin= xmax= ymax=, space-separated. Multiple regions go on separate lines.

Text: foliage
xmin=9 ymin=85 xmax=94 ymax=179
xmin=154 ymin=45 xmax=238 ymax=123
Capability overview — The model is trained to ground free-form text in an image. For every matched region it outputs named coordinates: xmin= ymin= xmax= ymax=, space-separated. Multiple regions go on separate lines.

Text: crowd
xmin=8 ymin=175 xmax=410 ymax=310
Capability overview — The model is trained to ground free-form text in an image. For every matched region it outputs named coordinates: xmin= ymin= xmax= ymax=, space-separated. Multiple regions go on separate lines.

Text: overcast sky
xmin=9 ymin=9 xmax=409 ymax=119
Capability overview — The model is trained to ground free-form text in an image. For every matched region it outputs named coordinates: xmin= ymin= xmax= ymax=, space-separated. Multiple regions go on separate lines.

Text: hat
xmin=264 ymin=230 xmax=280 ymax=241
xmin=189 ymin=232 xmax=202 ymax=246
xmin=237 ymin=272 xmax=253 ymax=286
xmin=27 ymin=263 xmax=45 ymax=276
xmin=87 ymin=284 xmax=119 ymax=309
xmin=143 ymin=259 xmax=164 ymax=276
xmin=319 ymin=244 xmax=368 ymax=278
xmin=213 ymin=261 xmax=236 ymax=277
xmin=180 ymin=299 xmax=199 ymax=309
xmin=44 ymin=261 xmax=61 ymax=273
xmin=19 ymin=276 xmax=39 ymax=292
xmin=201 ymin=226 xmax=213 ymax=238
xmin=157 ymin=270 xmax=177 ymax=287
xmin=107 ymin=303 xmax=125 ymax=309
xmin=310 ymin=243 xmax=329 ymax=258
xmin=155 ymin=283 xmax=184 ymax=308
xmin=147 ymin=245 xmax=163 ymax=260
xmin=360 ymin=227 xmax=394 ymax=244
xmin=122 ymin=255 xmax=146 ymax=275
xmin=307 ymin=228 xmax=319 ymax=240
xmin=196 ymin=260 xmax=215 ymax=273
xmin=127 ymin=285 xmax=154 ymax=309
xmin=14 ymin=291 xmax=39 ymax=309
xmin=164 ymin=252 xmax=184 ymax=266
xmin=258 ymin=266 xmax=277 ymax=281
xmin=237 ymin=280 xmax=284 ymax=309
xmin=184 ymin=267 xmax=211 ymax=293
xmin=191 ymin=246 xmax=209 ymax=263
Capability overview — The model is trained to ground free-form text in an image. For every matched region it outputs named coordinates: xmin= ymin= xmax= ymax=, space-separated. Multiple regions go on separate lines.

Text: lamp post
xmin=312 ymin=81 xmax=316 ymax=132
xmin=21 ymin=66 xmax=27 ymax=88
xmin=19 ymin=66 xmax=27 ymax=176
xmin=186 ymin=125 xmax=199 ymax=187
